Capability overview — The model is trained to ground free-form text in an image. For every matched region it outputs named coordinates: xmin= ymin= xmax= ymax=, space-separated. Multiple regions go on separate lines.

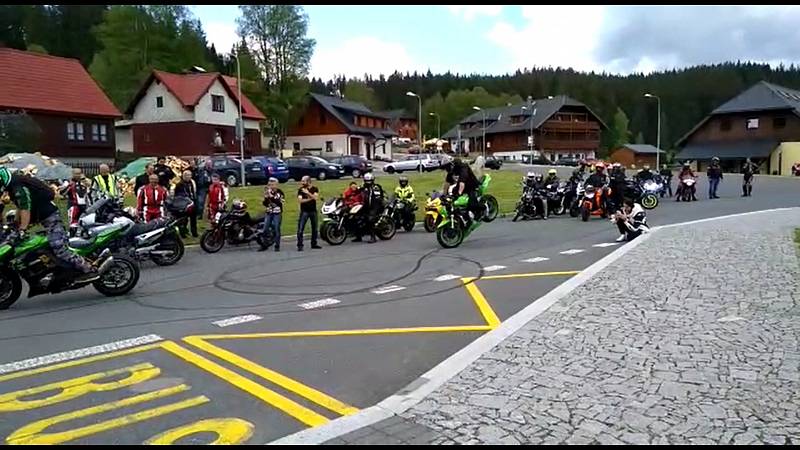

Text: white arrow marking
xmin=213 ymin=315 xmax=263 ymax=327
xmin=434 ymin=274 xmax=461 ymax=281
xmin=372 ymin=285 xmax=407 ymax=295
xmin=482 ymin=265 xmax=507 ymax=272
xmin=299 ymin=298 xmax=341 ymax=310
xmin=560 ymin=249 xmax=585 ymax=255
xmin=521 ymin=257 xmax=550 ymax=263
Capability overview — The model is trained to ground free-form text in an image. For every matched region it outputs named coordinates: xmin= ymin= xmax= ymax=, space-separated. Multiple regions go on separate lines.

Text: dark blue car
xmin=252 ymin=156 xmax=290 ymax=183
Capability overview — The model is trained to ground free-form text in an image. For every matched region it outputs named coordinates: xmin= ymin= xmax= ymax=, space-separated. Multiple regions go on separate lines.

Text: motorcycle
xmin=436 ymin=174 xmax=498 ymax=248
xmin=200 ymin=199 xmax=275 ymax=253
xmin=626 ymin=178 xmax=662 ymax=210
xmin=78 ymin=196 xmax=190 ymax=266
xmin=0 ymin=210 xmax=140 ymax=310
xmin=566 ymin=175 xmax=584 ymax=218
xmin=545 ymin=181 xmax=569 ymax=216
xmin=319 ymin=197 xmax=396 ymax=245
xmin=423 ymin=192 xmax=442 ymax=233
xmin=579 ymin=184 xmax=610 ymax=222
xmin=677 ymin=178 xmax=698 ymax=202
xmin=512 ymin=185 xmax=542 ymax=222
xmin=386 ymin=196 xmax=417 ymax=232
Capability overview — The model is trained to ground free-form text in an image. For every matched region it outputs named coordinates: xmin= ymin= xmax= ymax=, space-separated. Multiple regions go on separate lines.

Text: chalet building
xmin=286 ymin=93 xmax=395 ymax=160
xmin=609 ymin=144 xmax=666 ymax=169
xmin=379 ymin=109 xmax=418 ymax=143
xmin=117 ymin=69 xmax=266 ymax=157
xmin=0 ymin=48 xmax=121 ymax=164
xmin=676 ymin=81 xmax=800 ymax=174
xmin=442 ymin=95 xmax=606 ymax=162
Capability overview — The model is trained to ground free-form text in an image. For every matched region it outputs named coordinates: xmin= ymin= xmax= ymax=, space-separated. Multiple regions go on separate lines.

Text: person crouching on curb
xmin=613 ymin=199 xmax=649 ymax=242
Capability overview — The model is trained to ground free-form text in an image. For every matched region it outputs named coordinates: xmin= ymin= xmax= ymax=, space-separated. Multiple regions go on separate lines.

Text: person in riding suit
xmin=707 ymin=156 xmax=723 ymax=199
xmin=355 ymin=173 xmax=385 ymax=243
xmin=343 ymin=181 xmax=363 ymax=208
xmin=60 ymin=168 xmax=92 ymax=237
xmin=443 ymin=159 xmax=481 ymax=220
xmin=676 ymin=162 xmax=698 ymax=201
xmin=614 ymin=199 xmax=649 ymax=242
xmin=173 ymin=170 xmax=198 ymax=238
xmin=585 ymin=163 xmax=611 ymax=212
xmin=543 ymin=169 xmax=560 ymax=189
xmin=532 ymin=172 xmax=549 ymax=220
xmin=636 ymin=165 xmax=655 ymax=182
xmin=609 ymin=163 xmax=628 ymax=213
xmin=394 ymin=175 xmax=416 ymax=215
xmin=205 ymin=173 xmax=228 ymax=223
xmin=137 ymin=174 xmax=168 ymax=223
xmin=742 ymin=157 xmax=757 ymax=197
xmin=659 ymin=164 xmax=673 ymax=197
xmin=92 ymin=164 xmax=118 ymax=199
xmin=0 ymin=167 xmax=98 ymax=282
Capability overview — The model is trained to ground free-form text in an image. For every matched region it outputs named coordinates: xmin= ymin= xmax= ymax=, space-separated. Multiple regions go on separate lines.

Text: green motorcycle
xmin=0 ymin=216 xmax=140 ymax=310
xmin=436 ymin=174 xmax=499 ymax=248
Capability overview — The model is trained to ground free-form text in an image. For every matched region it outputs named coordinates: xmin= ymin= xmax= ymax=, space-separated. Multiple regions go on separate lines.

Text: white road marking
xmin=482 ymin=265 xmax=507 ymax=272
xmin=299 ymin=298 xmax=341 ymax=310
xmin=592 ymin=243 xmax=620 ymax=248
xmin=433 ymin=274 xmax=461 ymax=282
xmin=0 ymin=334 xmax=164 ymax=375
xmin=212 ymin=314 xmax=263 ymax=328
xmin=371 ymin=285 xmax=407 ymax=295
xmin=718 ymin=315 xmax=745 ymax=323
xmin=521 ymin=257 xmax=550 ymax=263
xmin=560 ymin=249 xmax=585 ymax=255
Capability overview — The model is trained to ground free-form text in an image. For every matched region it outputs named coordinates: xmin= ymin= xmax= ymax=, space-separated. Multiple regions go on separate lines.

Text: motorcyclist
xmin=136 ymin=174 xmax=168 ymax=222
xmin=60 ymin=168 xmax=92 ymax=237
xmin=394 ymin=175 xmax=416 ymax=216
xmin=444 ymin=158 xmax=481 ymax=220
xmin=343 ymin=181 xmax=363 ymax=208
xmin=614 ymin=199 xmax=649 ymax=242
xmin=0 ymin=167 xmax=99 ymax=282
xmin=532 ymin=173 xmax=548 ymax=219
xmin=676 ymin=162 xmax=698 ymax=202
xmin=742 ymin=157 xmax=757 ymax=197
xmin=543 ymin=168 xmax=560 ymax=188
xmin=636 ymin=165 xmax=655 ymax=182
xmin=609 ymin=163 xmax=627 ymax=212
xmin=355 ymin=172 xmax=385 ymax=243
xmin=585 ymin=162 xmax=611 ymax=212
xmin=659 ymin=164 xmax=673 ymax=197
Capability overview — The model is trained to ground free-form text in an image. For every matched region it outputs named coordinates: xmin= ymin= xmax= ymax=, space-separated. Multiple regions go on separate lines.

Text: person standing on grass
xmin=296 ymin=175 xmax=321 ymax=251
xmin=259 ymin=177 xmax=284 ymax=252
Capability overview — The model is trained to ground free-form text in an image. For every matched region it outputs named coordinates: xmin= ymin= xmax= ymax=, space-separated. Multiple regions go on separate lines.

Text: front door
xmin=350 ymin=137 xmax=360 ymax=156
xmin=365 ymin=142 xmax=372 ymax=160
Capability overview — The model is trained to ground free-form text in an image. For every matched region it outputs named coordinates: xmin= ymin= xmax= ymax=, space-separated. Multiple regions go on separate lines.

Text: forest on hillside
xmin=3 ymin=5 xmax=800 ymax=154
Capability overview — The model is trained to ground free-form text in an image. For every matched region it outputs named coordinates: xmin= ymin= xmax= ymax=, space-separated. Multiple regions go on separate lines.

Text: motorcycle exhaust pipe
xmin=96 ymin=249 xmax=114 ymax=274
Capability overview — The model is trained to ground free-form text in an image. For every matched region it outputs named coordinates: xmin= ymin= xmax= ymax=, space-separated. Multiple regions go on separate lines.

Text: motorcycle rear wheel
xmin=93 ymin=254 xmax=140 ymax=297
xmin=200 ymin=229 xmax=226 ymax=253
xmin=402 ymin=217 xmax=415 ymax=232
xmin=151 ymin=236 xmax=185 ymax=266
xmin=436 ymin=223 xmax=464 ymax=248
xmin=423 ymin=215 xmax=436 ymax=233
xmin=0 ymin=268 xmax=22 ymax=310
xmin=376 ymin=217 xmax=397 ymax=240
xmin=321 ymin=222 xmax=346 ymax=246
xmin=580 ymin=206 xmax=590 ymax=222
xmin=482 ymin=195 xmax=499 ymax=222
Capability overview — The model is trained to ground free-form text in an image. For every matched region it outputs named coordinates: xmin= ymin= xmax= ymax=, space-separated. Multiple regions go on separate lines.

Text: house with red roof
xmin=0 ymin=47 xmax=122 ymax=163
xmin=117 ymin=69 xmax=267 ymax=157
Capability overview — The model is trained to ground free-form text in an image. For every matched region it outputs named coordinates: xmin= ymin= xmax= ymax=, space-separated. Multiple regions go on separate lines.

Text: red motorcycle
xmin=579 ymin=184 xmax=611 ymax=222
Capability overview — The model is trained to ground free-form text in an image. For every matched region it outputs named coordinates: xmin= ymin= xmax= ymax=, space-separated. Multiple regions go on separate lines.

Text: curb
xmin=267 ymin=206 xmax=798 ymax=445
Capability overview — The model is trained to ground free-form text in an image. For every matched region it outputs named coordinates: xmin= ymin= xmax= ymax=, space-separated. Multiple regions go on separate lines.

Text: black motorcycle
xmin=512 ymin=185 xmax=545 ymax=221
xmin=200 ymin=199 xmax=275 ymax=253
xmin=544 ymin=181 xmax=568 ymax=216
xmin=320 ymin=198 xmax=396 ymax=245
xmin=386 ymin=196 xmax=416 ymax=232
xmin=566 ymin=175 xmax=584 ymax=218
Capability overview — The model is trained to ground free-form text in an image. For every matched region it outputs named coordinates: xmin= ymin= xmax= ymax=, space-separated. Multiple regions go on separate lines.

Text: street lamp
xmin=234 ymin=51 xmax=246 ymax=186
xmin=428 ymin=112 xmax=441 ymax=154
xmin=522 ymin=97 xmax=537 ymax=164
xmin=644 ymin=93 xmax=662 ymax=169
xmin=407 ymin=91 xmax=422 ymax=172
xmin=472 ymin=106 xmax=487 ymax=159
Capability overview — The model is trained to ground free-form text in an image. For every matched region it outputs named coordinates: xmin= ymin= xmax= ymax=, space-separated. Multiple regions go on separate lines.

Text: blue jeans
xmin=196 ymin=187 xmax=207 ymax=217
xmin=297 ymin=210 xmax=318 ymax=249
xmin=263 ymin=213 xmax=281 ymax=248
xmin=708 ymin=178 xmax=720 ymax=198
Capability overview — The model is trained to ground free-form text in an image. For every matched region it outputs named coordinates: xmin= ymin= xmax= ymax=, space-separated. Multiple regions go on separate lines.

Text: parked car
xmin=555 ymin=156 xmax=581 ymax=167
xmin=424 ymin=153 xmax=449 ymax=170
xmin=284 ymin=156 xmax=345 ymax=181
xmin=251 ymin=156 xmax=290 ymax=183
xmin=383 ymin=154 xmax=439 ymax=173
xmin=206 ymin=155 xmax=268 ymax=187
xmin=484 ymin=155 xmax=503 ymax=170
xmin=522 ymin=154 xmax=554 ymax=165
xmin=325 ymin=155 xmax=373 ymax=178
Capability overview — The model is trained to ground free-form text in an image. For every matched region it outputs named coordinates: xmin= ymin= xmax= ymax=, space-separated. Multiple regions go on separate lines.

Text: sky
xmin=192 ymin=5 xmax=800 ymax=80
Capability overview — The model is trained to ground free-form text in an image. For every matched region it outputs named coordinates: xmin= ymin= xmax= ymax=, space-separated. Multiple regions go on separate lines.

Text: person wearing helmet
xmin=586 ymin=162 xmax=608 ymax=188
xmin=524 ymin=171 xmax=538 ymax=190
xmin=659 ymin=164 xmax=673 ymax=197
xmin=741 ymin=157 xmax=757 ymax=197
xmin=707 ymin=156 xmax=723 ymax=199
xmin=532 ymin=173 xmax=548 ymax=219
xmin=676 ymin=162 xmax=698 ymax=201
xmin=355 ymin=172 xmax=385 ymax=243
xmin=0 ymin=167 xmax=99 ymax=282
xmin=609 ymin=163 xmax=628 ymax=211
xmin=636 ymin=164 xmax=654 ymax=182
xmin=544 ymin=168 xmax=559 ymax=187
xmin=444 ymin=158 xmax=481 ymax=220
xmin=394 ymin=175 xmax=415 ymax=204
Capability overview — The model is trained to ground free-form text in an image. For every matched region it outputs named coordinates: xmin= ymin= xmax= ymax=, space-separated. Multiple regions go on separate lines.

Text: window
xmin=67 ymin=122 xmax=76 ymax=140
xmin=75 ymin=122 xmax=84 ymax=140
xmin=774 ymin=117 xmax=787 ymax=129
xmin=325 ymin=141 xmax=333 ymax=152
xmin=212 ymin=95 xmax=225 ymax=113
xmin=156 ymin=96 xmax=164 ymax=108
xmin=91 ymin=124 xmax=99 ymax=141
xmin=746 ymin=118 xmax=759 ymax=130
xmin=293 ymin=142 xmax=300 ymax=151
xmin=66 ymin=122 xmax=85 ymax=141
xmin=720 ymin=119 xmax=731 ymax=131
xmin=91 ymin=124 xmax=107 ymax=142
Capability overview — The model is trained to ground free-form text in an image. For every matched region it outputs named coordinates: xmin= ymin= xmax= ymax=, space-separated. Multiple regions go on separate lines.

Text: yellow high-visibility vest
xmin=94 ymin=174 xmax=118 ymax=196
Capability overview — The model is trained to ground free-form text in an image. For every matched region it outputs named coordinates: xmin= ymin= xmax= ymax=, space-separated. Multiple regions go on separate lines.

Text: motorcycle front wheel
xmin=423 ymin=214 xmax=437 ymax=232
xmin=321 ymin=222 xmax=347 ymax=246
xmin=200 ymin=229 xmax=226 ymax=253
xmin=151 ymin=235 xmax=185 ymax=266
xmin=580 ymin=206 xmax=590 ymax=222
xmin=482 ymin=195 xmax=499 ymax=223
xmin=569 ymin=200 xmax=580 ymax=218
xmin=436 ymin=223 xmax=464 ymax=249
xmin=553 ymin=198 xmax=567 ymax=215
xmin=0 ymin=268 xmax=22 ymax=310
xmin=376 ymin=217 xmax=397 ymax=240
xmin=402 ymin=215 xmax=415 ymax=232
xmin=641 ymin=193 xmax=659 ymax=210
xmin=93 ymin=254 xmax=140 ymax=297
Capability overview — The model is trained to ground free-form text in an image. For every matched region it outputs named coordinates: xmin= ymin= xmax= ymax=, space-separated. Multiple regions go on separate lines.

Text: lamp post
xmin=521 ymin=96 xmax=537 ymax=164
xmin=234 ymin=51 xmax=246 ymax=187
xmin=428 ymin=112 xmax=440 ymax=154
xmin=407 ymin=91 xmax=422 ymax=172
xmin=644 ymin=93 xmax=662 ymax=169
xmin=472 ymin=106 xmax=486 ymax=159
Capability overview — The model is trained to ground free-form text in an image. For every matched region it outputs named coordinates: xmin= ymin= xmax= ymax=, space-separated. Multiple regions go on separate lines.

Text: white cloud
xmin=486 ymin=6 xmax=608 ymax=73
xmin=446 ymin=5 xmax=504 ymax=21
xmin=204 ymin=21 xmax=238 ymax=54
xmin=310 ymin=36 xmax=423 ymax=79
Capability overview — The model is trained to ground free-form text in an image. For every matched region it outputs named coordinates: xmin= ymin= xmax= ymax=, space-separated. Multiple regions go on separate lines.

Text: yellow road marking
xmin=461 ymin=280 xmax=501 ymax=328
xmin=0 ymin=343 xmax=162 ymax=383
xmin=6 ymin=384 xmax=206 ymax=445
xmin=189 ymin=325 xmax=492 ymax=341
xmin=145 ymin=418 xmax=254 ymax=445
xmin=185 ymin=337 xmax=358 ymax=417
xmin=159 ymin=341 xmax=328 ymax=427
xmin=466 ymin=270 xmax=580 ymax=281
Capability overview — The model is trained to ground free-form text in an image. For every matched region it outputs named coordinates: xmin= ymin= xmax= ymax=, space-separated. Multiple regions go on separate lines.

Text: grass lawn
xmin=57 ymin=170 xmax=527 ymax=245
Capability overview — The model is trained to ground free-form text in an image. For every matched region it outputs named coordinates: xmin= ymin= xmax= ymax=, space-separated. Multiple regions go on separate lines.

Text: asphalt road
xmin=0 ymin=173 xmax=797 ymax=445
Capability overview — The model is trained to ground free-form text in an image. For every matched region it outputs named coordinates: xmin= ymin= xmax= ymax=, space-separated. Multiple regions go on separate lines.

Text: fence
xmin=70 ymin=161 xmax=115 ymax=177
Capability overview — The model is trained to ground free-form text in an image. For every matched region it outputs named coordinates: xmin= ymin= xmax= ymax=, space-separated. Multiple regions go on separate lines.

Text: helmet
xmin=363 ymin=172 xmax=375 ymax=184
xmin=612 ymin=162 xmax=621 ymax=169
xmin=643 ymin=165 xmax=650 ymax=170
xmin=232 ymin=199 xmax=247 ymax=212
xmin=683 ymin=162 xmax=691 ymax=168
xmin=548 ymin=168 xmax=557 ymax=176
xmin=595 ymin=162 xmax=605 ymax=172
xmin=526 ymin=171 xmax=536 ymax=179
xmin=398 ymin=175 xmax=408 ymax=187
xmin=534 ymin=173 xmax=544 ymax=182
xmin=712 ymin=156 xmax=720 ymax=163
xmin=0 ymin=167 xmax=10 ymax=191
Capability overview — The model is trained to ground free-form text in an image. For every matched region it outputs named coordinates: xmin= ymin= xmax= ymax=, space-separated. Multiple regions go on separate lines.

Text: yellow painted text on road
xmin=145 ymin=418 xmax=254 ymax=445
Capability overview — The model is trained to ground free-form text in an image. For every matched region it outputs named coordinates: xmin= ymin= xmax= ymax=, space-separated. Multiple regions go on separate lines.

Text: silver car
xmin=383 ymin=154 xmax=439 ymax=173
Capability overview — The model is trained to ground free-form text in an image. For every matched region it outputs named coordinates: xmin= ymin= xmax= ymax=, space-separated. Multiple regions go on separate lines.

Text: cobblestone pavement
xmin=330 ymin=209 xmax=800 ymax=445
